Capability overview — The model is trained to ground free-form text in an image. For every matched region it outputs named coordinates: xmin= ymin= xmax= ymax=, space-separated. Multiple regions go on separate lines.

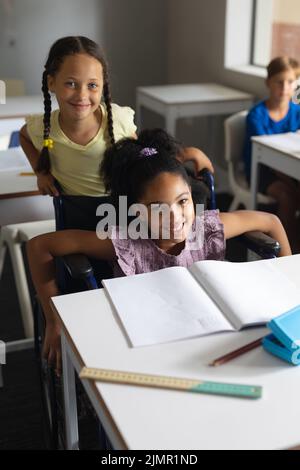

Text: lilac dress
xmin=110 ymin=210 xmax=225 ymax=277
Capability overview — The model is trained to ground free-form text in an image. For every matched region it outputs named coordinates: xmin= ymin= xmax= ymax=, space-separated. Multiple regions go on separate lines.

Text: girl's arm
xmin=178 ymin=147 xmax=215 ymax=174
xmin=219 ymin=210 xmax=292 ymax=257
xmin=19 ymin=125 xmax=59 ymax=196
xmin=27 ymin=230 xmax=116 ymax=374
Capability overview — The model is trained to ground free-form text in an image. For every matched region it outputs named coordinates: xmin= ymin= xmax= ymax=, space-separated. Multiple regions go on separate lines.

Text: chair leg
xmin=0 ymin=235 xmax=7 ymax=279
xmin=229 ymin=196 xmax=240 ymax=212
xmin=7 ymin=240 xmax=34 ymax=338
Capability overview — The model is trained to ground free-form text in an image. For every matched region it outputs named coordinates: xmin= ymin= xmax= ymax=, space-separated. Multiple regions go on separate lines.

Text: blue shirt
xmin=244 ymin=100 xmax=300 ymax=182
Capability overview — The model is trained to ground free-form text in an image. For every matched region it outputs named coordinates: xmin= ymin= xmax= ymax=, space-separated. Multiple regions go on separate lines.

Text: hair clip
xmin=43 ymin=138 xmax=54 ymax=149
xmin=140 ymin=147 xmax=158 ymax=157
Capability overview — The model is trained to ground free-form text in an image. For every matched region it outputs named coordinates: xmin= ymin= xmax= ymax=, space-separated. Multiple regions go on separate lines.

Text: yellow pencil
xmin=19 ymin=172 xmax=35 ymax=176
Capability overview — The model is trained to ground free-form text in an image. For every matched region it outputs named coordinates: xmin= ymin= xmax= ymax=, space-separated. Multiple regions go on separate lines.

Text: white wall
xmin=166 ymin=0 xmax=268 ymax=177
xmin=273 ymin=0 xmax=300 ymax=22
xmin=167 ymin=0 xmax=267 ymax=99
xmin=0 ymin=0 xmax=103 ymax=95
xmin=99 ymin=0 xmax=168 ymax=107
xmin=0 ymin=0 xmax=269 ymax=180
xmin=0 ymin=0 xmax=167 ymax=108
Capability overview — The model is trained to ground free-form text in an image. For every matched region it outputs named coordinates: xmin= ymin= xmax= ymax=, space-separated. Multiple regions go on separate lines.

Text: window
xmin=252 ymin=0 xmax=300 ymax=67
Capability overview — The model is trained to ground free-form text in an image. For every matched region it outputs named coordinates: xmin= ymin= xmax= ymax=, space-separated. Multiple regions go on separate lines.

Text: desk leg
xmin=8 ymin=241 xmax=34 ymax=338
xmin=61 ymin=332 xmax=79 ymax=450
xmin=165 ymin=108 xmax=177 ymax=137
xmin=250 ymin=145 xmax=259 ymax=210
xmin=136 ymin=94 xmax=142 ymax=132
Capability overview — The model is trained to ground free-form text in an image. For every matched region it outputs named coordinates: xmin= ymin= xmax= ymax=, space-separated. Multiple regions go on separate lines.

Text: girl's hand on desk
xmin=37 ymin=172 xmax=59 ymax=197
xmin=43 ymin=320 xmax=62 ymax=377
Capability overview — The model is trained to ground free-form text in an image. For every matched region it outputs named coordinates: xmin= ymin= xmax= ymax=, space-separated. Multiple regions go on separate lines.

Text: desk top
xmin=252 ymin=132 xmax=300 ymax=158
xmin=137 ymin=83 xmax=253 ymax=105
xmin=52 ymin=255 xmax=300 ymax=450
xmin=0 ymin=95 xmax=58 ymax=119
xmin=0 ymin=147 xmax=39 ymax=198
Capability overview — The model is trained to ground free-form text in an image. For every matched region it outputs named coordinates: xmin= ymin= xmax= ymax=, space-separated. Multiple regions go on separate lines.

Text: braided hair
xmin=36 ymin=36 xmax=115 ymax=174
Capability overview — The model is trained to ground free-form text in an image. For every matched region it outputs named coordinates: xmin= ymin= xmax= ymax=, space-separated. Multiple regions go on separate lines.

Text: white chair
xmin=3 ymin=79 xmax=25 ymax=97
xmin=0 ymin=219 xmax=55 ymax=344
xmin=224 ymin=111 xmax=276 ymax=211
xmin=0 ymin=117 xmax=25 ymax=150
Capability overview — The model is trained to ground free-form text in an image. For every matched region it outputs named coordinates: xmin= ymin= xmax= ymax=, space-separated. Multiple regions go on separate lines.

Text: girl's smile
xmin=139 ymin=172 xmax=195 ymax=251
xmin=48 ymin=53 xmax=103 ymax=122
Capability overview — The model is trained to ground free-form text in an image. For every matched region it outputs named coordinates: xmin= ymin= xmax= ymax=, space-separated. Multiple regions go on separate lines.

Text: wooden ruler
xmin=79 ymin=367 xmax=262 ymax=399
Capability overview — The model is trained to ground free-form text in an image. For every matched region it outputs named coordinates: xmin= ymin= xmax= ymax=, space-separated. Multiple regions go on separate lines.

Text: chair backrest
xmin=224 ymin=110 xmax=248 ymax=166
xmin=53 ymin=195 xmax=114 ymax=291
xmin=8 ymin=131 xmax=20 ymax=148
xmin=3 ymin=79 xmax=25 ymax=97
xmin=0 ymin=117 xmax=24 ymax=150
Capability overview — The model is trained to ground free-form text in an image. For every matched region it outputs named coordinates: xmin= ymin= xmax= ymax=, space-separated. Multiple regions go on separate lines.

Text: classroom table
xmin=0 ymin=94 xmax=57 ymax=119
xmin=250 ymin=133 xmax=300 ymax=210
xmin=0 ymin=147 xmax=54 ymax=225
xmin=136 ymin=83 xmax=253 ymax=136
xmin=52 ymin=254 xmax=300 ymax=450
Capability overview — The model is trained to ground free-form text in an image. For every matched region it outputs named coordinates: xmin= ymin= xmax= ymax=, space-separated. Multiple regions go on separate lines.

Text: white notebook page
xmin=190 ymin=258 xmax=300 ymax=330
xmin=103 ymin=266 xmax=233 ymax=347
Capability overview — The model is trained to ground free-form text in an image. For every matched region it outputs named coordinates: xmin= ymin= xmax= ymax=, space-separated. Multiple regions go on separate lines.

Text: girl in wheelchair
xmin=27 ymin=129 xmax=291 ymax=375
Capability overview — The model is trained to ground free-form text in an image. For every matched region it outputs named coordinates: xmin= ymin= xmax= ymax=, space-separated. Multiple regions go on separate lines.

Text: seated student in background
xmin=244 ymin=56 xmax=300 ymax=253
xmin=27 ymin=129 xmax=292 ymax=375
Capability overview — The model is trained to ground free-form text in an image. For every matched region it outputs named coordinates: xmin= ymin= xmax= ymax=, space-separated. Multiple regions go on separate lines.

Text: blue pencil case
xmin=262 ymin=305 xmax=300 ymax=366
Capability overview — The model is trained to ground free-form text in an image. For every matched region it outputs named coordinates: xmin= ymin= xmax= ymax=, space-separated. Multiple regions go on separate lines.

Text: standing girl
xmin=20 ymin=36 xmax=213 ymax=197
xmin=27 ymin=129 xmax=291 ymax=374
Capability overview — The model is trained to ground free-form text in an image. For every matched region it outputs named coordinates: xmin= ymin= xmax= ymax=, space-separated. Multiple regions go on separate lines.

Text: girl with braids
xmin=27 ymin=129 xmax=291 ymax=374
xmin=20 ymin=35 xmax=213 ymax=198
xmin=19 ymin=35 xmax=135 ymax=196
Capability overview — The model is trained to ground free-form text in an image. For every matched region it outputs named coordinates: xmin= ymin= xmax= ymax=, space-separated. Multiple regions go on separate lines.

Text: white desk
xmin=52 ymin=255 xmax=300 ymax=450
xmin=0 ymin=95 xmax=57 ymax=119
xmin=136 ymin=83 xmax=253 ymax=136
xmin=0 ymin=147 xmax=53 ymax=225
xmin=250 ymin=133 xmax=300 ymax=210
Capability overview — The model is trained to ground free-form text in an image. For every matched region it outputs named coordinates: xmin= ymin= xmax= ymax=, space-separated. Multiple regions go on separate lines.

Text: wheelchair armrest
xmin=61 ymin=254 xmax=94 ymax=280
xmin=198 ymin=169 xmax=216 ymax=210
xmin=237 ymin=231 xmax=281 ymax=258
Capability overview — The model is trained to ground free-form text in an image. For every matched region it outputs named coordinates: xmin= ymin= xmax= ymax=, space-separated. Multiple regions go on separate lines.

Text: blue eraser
xmin=267 ymin=304 xmax=300 ymax=352
xmin=262 ymin=334 xmax=300 ymax=366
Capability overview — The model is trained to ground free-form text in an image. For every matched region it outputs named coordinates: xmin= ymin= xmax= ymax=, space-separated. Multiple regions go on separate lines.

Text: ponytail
xmin=36 ymin=70 xmax=52 ymax=173
xmin=103 ymin=80 xmax=115 ymax=147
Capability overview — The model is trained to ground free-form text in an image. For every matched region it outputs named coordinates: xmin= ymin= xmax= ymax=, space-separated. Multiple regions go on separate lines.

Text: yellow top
xmin=26 ymin=103 xmax=137 ymax=195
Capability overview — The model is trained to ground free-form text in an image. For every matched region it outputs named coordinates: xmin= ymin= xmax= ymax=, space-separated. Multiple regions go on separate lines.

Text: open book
xmin=102 ymin=256 xmax=300 ymax=347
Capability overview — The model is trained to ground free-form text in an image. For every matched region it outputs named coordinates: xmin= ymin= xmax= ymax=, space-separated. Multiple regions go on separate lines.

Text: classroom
xmin=1 ymin=0 xmax=300 ymax=452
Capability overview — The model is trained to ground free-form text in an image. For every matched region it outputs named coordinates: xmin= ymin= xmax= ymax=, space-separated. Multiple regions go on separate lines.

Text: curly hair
xmin=100 ymin=128 xmax=190 ymax=206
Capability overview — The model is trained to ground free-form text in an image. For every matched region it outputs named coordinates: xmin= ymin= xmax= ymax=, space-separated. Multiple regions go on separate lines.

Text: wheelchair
xmin=32 ymin=169 xmax=280 ymax=449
